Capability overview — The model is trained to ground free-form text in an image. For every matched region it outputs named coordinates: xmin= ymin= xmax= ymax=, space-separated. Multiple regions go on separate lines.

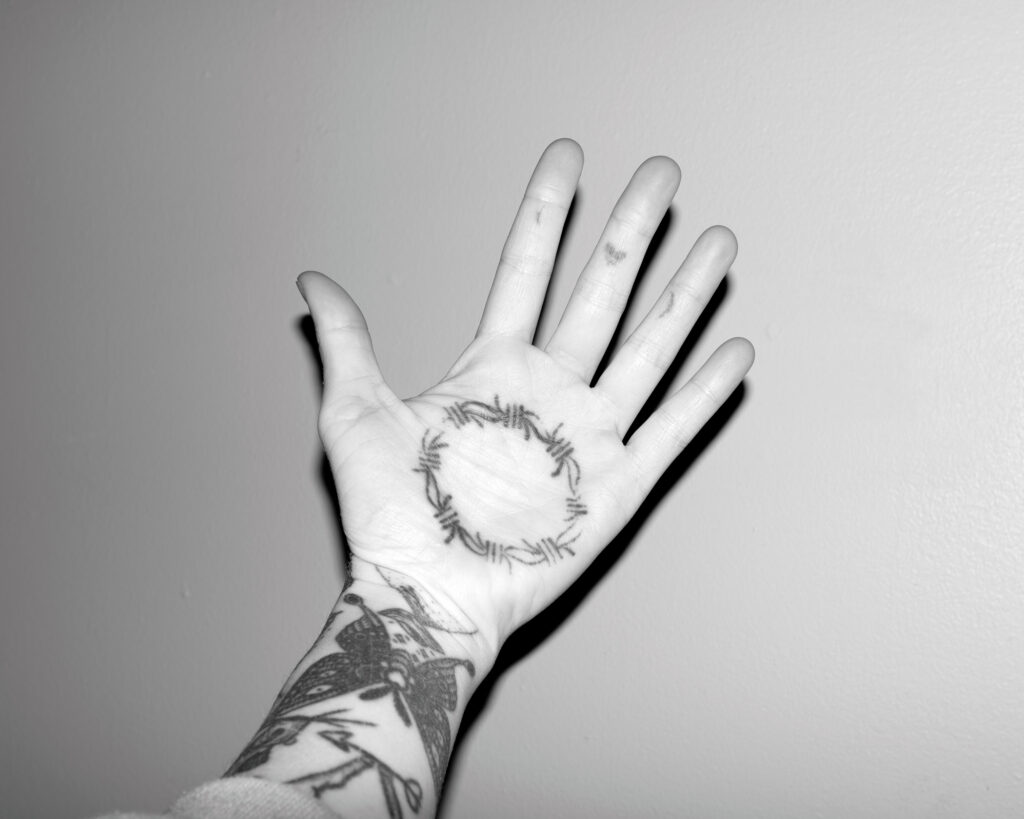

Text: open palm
xmin=297 ymin=140 xmax=753 ymax=655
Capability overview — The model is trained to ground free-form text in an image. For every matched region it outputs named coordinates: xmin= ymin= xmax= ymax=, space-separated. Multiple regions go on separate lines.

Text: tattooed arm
xmin=226 ymin=139 xmax=754 ymax=818
xmin=225 ymin=573 xmax=488 ymax=818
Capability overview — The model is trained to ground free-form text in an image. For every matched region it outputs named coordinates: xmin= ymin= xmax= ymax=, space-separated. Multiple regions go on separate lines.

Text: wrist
xmin=228 ymin=576 xmax=486 ymax=818
xmin=345 ymin=561 xmax=502 ymax=681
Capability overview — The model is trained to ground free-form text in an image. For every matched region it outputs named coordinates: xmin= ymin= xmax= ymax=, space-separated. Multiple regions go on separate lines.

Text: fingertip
xmin=297 ymin=270 xmax=346 ymax=297
xmin=544 ymin=138 xmax=585 ymax=172
xmin=701 ymin=225 xmax=739 ymax=262
xmin=296 ymin=270 xmax=318 ymax=302
xmin=632 ymin=156 xmax=682 ymax=201
xmin=643 ymin=155 xmax=682 ymax=183
xmin=295 ymin=271 xmax=364 ymax=326
xmin=724 ymin=336 xmax=756 ymax=370
xmin=547 ymin=136 xmax=583 ymax=156
xmin=297 ymin=269 xmax=330 ymax=292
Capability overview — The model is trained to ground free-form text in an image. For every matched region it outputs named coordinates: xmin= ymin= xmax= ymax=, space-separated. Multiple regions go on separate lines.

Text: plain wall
xmin=2 ymin=2 xmax=1023 ymax=817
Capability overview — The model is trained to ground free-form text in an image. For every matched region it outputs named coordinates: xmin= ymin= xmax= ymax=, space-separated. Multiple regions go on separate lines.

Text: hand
xmin=297 ymin=139 xmax=753 ymax=665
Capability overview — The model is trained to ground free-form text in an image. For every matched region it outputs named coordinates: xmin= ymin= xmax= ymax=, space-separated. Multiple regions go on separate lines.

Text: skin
xmin=234 ymin=139 xmax=754 ymax=817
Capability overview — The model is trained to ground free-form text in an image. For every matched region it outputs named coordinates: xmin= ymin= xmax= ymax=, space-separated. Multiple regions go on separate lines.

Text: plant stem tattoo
xmin=415 ymin=395 xmax=588 ymax=570
xmin=226 ymin=571 xmax=475 ymax=818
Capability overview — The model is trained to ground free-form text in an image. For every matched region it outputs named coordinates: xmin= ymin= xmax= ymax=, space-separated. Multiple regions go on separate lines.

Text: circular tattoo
xmin=414 ymin=395 xmax=588 ymax=570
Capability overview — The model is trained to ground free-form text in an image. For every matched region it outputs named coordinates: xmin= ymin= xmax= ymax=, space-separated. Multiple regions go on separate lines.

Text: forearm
xmin=226 ymin=576 xmax=495 ymax=818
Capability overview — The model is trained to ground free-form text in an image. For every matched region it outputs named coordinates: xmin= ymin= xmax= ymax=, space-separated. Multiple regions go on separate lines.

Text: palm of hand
xmin=322 ymin=335 xmax=641 ymax=644
xmin=301 ymin=140 xmax=753 ymax=653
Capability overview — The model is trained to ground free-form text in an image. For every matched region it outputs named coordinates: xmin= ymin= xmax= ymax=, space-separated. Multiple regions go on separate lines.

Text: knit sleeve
xmin=91 ymin=776 xmax=340 ymax=819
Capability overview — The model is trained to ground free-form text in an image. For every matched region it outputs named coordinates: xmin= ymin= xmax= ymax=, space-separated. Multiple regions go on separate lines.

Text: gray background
xmin=3 ymin=2 xmax=1023 ymax=817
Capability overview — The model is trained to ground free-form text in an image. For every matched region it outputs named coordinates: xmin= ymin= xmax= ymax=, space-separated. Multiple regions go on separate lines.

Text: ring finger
xmin=594 ymin=225 xmax=738 ymax=434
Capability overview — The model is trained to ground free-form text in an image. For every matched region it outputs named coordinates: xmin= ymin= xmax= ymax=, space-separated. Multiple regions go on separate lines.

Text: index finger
xmin=475 ymin=138 xmax=584 ymax=341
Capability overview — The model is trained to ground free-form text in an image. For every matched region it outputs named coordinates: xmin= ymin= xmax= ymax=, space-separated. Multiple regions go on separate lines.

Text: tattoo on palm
xmin=227 ymin=397 xmax=590 ymax=814
xmin=416 ymin=395 xmax=588 ymax=570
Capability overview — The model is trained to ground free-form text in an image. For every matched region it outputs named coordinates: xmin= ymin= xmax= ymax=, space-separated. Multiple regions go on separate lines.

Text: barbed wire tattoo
xmin=414 ymin=395 xmax=588 ymax=570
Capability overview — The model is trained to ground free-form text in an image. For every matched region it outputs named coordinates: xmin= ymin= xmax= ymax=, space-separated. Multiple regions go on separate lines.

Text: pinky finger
xmin=627 ymin=337 xmax=754 ymax=495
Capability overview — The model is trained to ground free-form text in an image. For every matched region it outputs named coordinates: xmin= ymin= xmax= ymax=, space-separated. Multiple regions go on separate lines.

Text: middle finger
xmin=544 ymin=156 xmax=680 ymax=382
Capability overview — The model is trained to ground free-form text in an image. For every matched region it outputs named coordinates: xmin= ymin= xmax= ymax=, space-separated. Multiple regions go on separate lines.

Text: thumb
xmin=297 ymin=270 xmax=394 ymax=418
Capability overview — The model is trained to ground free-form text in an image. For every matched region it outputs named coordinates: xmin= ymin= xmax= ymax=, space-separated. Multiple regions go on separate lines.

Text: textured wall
xmin=2 ymin=2 xmax=1023 ymax=817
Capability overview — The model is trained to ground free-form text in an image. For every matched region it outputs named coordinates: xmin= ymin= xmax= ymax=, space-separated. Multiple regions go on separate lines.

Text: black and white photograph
xmin=2 ymin=3 xmax=1022 ymax=817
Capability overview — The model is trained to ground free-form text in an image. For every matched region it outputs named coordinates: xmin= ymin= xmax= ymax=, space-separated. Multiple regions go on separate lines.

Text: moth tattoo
xmin=227 ymin=577 xmax=475 ymax=818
